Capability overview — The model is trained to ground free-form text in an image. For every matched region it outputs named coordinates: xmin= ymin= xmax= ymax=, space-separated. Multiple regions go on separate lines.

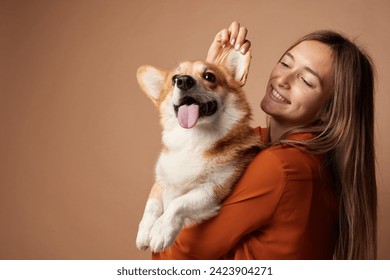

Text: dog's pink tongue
xmin=178 ymin=104 xmax=199 ymax=129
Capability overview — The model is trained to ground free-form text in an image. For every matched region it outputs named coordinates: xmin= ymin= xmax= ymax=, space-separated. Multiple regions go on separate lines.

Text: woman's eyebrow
xmin=285 ymin=52 xmax=321 ymax=81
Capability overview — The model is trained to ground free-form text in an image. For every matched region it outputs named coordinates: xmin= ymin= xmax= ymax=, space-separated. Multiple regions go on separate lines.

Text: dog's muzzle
xmin=172 ymin=75 xmax=218 ymax=129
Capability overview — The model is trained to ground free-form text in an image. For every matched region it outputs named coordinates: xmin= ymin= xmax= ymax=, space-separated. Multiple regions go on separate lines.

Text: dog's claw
xmin=136 ymin=222 xmax=153 ymax=250
xmin=136 ymin=233 xmax=150 ymax=251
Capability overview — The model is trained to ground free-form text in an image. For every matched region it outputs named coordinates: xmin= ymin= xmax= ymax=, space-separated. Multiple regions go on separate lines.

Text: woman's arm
xmin=153 ymin=149 xmax=287 ymax=259
xmin=206 ymin=21 xmax=251 ymax=64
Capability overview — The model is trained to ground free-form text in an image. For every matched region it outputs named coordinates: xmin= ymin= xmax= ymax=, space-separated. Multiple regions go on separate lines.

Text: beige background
xmin=1 ymin=0 xmax=389 ymax=260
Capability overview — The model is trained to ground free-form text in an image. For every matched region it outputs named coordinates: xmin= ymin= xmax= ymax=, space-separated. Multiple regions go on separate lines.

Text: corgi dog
xmin=135 ymin=47 xmax=260 ymax=253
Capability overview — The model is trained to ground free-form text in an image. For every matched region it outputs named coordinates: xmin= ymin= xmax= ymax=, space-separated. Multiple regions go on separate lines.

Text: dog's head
xmin=137 ymin=47 xmax=251 ymax=129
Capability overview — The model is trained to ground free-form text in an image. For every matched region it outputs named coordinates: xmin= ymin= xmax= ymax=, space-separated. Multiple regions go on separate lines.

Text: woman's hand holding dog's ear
xmin=206 ymin=21 xmax=251 ymax=64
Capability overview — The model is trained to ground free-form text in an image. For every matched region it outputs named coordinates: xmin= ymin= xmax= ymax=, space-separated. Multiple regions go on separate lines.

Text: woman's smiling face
xmin=261 ymin=40 xmax=334 ymax=126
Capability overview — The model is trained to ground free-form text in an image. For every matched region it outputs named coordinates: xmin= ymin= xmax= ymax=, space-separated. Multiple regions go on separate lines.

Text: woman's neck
xmin=269 ymin=118 xmax=294 ymax=142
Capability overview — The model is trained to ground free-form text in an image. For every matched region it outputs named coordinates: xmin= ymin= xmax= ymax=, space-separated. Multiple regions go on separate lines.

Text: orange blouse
xmin=153 ymin=127 xmax=339 ymax=260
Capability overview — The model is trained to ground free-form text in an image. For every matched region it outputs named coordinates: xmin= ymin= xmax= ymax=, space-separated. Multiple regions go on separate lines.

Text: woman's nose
xmin=277 ymin=73 xmax=292 ymax=89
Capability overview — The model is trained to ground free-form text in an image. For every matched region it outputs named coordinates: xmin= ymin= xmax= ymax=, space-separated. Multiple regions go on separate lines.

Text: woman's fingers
xmin=235 ymin=27 xmax=248 ymax=49
xmin=239 ymin=40 xmax=251 ymax=54
xmin=228 ymin=21 xmax=240 ymax=46
xmin=219 ymin=28 xmax=230 ymax=48
xmin=206 ymin=21 xmax=251 ymax=62
xmin=228 ymin=22 xmax=250 ymax=54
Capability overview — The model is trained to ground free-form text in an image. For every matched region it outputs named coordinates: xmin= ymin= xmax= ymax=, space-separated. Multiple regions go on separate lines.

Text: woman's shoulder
xmin=252 ymin=126 xmax=325 ymax=180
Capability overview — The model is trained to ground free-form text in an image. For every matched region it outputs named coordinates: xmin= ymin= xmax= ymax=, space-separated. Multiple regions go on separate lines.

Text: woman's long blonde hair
xmin=274 ymin=30 xmax=377 ymax=259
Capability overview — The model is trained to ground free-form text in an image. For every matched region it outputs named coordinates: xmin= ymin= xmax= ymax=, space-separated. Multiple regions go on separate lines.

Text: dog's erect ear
xmin=219 ymin=47 xmax=251 ymax=87
xmin=137 ymin=65 xmax=168 ymax=104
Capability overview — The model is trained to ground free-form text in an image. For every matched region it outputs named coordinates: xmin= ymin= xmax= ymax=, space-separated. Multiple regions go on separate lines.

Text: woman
xmin=153 ymin=22 xmax=377 ymax=260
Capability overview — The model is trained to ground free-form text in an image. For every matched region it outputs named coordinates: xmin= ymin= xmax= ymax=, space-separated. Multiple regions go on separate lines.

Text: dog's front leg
xmin=136 ymin=182 xmax=163 ymax=250
xmin=148 ymin=185 xmax=220 ymax=253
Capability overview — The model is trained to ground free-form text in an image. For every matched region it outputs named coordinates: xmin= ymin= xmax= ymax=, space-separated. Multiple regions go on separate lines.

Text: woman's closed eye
xmin=280 ymin=61 xmax=290 ymax=68
xmin=301 ymin=76 xmax=314 ymax=88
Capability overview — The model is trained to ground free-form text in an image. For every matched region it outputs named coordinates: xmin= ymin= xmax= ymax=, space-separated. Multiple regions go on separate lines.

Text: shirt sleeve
xmin=152 ymin=149 xmax=287 ymax=259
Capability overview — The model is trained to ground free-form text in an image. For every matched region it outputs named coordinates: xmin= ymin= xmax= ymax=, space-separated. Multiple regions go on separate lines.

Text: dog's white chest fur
xmin=157 ymin=129 xmax=229 ymax=207
xmin=158 ymin=148 xmax=205 ymax=188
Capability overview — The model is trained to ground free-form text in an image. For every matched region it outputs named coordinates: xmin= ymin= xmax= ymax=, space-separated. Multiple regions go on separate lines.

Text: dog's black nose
xmin=175 ymin=75 xmax=196 ymax=91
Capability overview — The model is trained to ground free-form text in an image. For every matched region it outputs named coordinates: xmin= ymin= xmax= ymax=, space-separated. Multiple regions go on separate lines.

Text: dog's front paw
xmin=148 ymin=215 xmax=182 ymax=253
xmin=135 ymin=198 xmax=163 ymax=251
xmin=136 ymin=215 xmax=156 ymax=250
xmin=136 ymin=226 xmax=150 ymax=251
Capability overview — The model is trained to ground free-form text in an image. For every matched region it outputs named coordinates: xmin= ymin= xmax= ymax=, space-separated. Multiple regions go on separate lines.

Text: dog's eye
xmin=204 ymin=72 xmax=216 ymax=83
xmin=172 ymin=74 xmax=179 ymax=85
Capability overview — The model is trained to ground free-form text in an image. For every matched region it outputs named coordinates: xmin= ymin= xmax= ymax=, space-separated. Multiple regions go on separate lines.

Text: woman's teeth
xmin=272 ymin=89 xmax=291 ymax=104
